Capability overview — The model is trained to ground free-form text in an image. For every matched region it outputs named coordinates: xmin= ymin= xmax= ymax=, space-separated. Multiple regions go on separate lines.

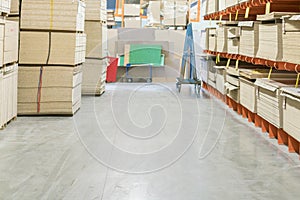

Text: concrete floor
xmin=1 ymin=83 xmax=300 ymax=200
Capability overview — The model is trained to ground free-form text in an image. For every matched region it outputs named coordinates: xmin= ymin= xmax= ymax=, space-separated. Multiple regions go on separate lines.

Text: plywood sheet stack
xmin=239 ymin=21 xmax=259 ymax=58
xmin=82 ymin=0 xmax=108 ymax=96
xmin=216 ymin=26 xmax=228 ymax=53
xmin=281 ymin=87 xmax=300 ymax=142
xmin=206 ymin=28 xmax=217 ymax=52
xmin=227 ymin=26 xmax=240 ymax=55
xmin=214 ymin=66 xmax=226 ymax=95
xmin=255 ymin=78 xmax=297 ymax=129
xmin=282 ymin=16 xmax=300 ymax=65
xmin=0 ymin=2 xmax=19 ymax=129
xmin=18 ymin=0 xmax=86 ymax=115
xmin=256 ymin=20 xmax=283 ymax=61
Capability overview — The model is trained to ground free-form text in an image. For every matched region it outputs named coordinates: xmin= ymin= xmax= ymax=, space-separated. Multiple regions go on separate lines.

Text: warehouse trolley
xmin=176 ymin=23 xmax=201 ymax=94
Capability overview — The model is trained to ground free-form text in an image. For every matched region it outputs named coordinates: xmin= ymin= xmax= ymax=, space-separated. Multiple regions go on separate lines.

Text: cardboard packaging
xmin=215 ymin=66 xmax=227 ymax=95
xmin=85 ymin=21 xmax=103 ymax=58
xmin=124 ymin=17 xmax=141 ymax=28
xmin=239 ymin=77 xmax=257 ymax=113
xmin=206 ymin=0 xmax=218 ymax=15
xmin=0 ymin=0 xmax=11 ymax=14
xmin=124 ymin=4 xmax=140 ymax=16
xmin=206 ymin=28 xmax=217 ymax=51
xmin=227 ymin=27 xmax=240 ymax=55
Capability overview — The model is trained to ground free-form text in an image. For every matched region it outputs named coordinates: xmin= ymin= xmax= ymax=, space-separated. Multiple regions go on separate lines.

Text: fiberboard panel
xmin=20 ymin=0 xmax=85 ymax=31
xmin=239 ymin=77 xmax=257 ymax=113
xmin=256 ymin=22 xmax=283 ymax=61
xmin=85 ymin=21 xmax=103 ymax=58
xmin=19 ymin=31 xmax=86 ymax=65
xmin=281 ymin=87 xmax=300 ymax=142
xmin=239 ymin=21 xmax=259 ymax=58
xmin=4 ymin=20 xmax=19 ymax=65
xmin=255 ymin=78 xmax=296 ymax=128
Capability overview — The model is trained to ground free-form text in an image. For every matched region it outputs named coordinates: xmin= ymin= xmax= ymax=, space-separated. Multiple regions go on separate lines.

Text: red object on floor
xmin=106 ymin=57 xmax=119 ymax=83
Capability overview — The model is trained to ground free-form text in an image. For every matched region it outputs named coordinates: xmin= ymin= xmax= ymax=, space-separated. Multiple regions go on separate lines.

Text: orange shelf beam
xmin=204 ymin=50 xmax=300 ymax=73
xmin=204 ymin=0 xmax=300 ymax=21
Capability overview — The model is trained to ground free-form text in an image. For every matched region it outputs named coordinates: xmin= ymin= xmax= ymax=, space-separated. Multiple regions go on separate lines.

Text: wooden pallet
xmin=0 ymin=116 xmax=17 ymax=130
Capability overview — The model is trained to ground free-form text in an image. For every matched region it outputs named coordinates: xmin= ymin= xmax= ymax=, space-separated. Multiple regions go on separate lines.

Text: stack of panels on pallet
xmin=216 ymin=26 xmax=228 ymax=53
xmin=18 ymin=66 xmax=82 ymax=115
xmin=20 ymin=0 xmax=85 ymax=32
xmin=82 ymin=59 xmax=106 ymax=96
xmin=18 ymin=0 xmax=86 ymax=115
xmin=82 ymin=1 xmax=107 ymax=96
xmin=239 ymin=21 xmax=259 ymax=57
xmin=256 ymin=21 xmax=283 ymax=61
xmin=206 ymin=28 xmax=217 ymax=51
xmin=255 ymin=78 xmax=296 ymax=128
xmin=227 ymin=26 xmax=240 ymax=54
xmin=282 ymin=17 xmax=300 ymax=64
xmin=205 ymin=0 xmax=218 ymax=15
xmin=281 ymin=87 xmax=300 ymax=142
xmin=200 ymin=56 xmax=215 ymax=83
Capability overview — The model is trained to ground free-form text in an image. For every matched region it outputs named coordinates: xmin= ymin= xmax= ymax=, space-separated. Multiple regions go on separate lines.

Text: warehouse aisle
xmin=1 ymin=83 xmax=300 ymax=199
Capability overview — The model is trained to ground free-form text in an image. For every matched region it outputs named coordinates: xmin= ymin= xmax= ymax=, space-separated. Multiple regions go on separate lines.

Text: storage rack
xmin=203 ymin=0 xmax=300 ymax=156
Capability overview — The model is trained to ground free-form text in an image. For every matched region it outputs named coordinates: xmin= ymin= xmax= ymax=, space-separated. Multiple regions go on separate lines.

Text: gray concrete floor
xmin=1 ymin=83 xmax=300 ymax=200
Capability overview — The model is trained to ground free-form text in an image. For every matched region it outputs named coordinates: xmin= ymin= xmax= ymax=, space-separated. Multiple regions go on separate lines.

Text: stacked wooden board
xmin=18 ymin=0 xmax=86 ymax=115
xmin=206 ymin=28 xmax=217 ymax=52
xmin=282 ymin=16 xmax=300 ymax=65
xmin=82 ymin=0 xmax=107 ymax=96
xmin=216 ymin=26 xmax=228 ymax=53
xmin=227 ymin=26 xmax=240 ymax=55
xmin=256 ymin=20 xmax=283 ymax=61
xmin=281 ymin=87 xmax=300 ymax=142
xmin=0 ymin=3 xmax=19 ymax=129
xmin=238 ymin=21 xmax=259 ymax=58
xmin=255 ymin=78 xmax=296 ymax=128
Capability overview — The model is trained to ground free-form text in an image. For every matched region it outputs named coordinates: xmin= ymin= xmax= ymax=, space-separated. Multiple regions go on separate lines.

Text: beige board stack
xmin=216 ymin=26 xmax=228 ymax=53
xmin=227 ymin=26 xmax=240 ymax=54
xmin=0 ymin=2 xmax=19 ymax=129
xmin=163 ymin=0 xmax=188 ymax=27
xmin=239 ymin=71 xmax=297 ymax=114
xmin=214 ymin=66 xmax=226 ymax=95
xmin=255 ymin=78 xmax=297 ymax=129
xmin=82 ymin=0 xmax=107 ymax=96
xmin=238 ymin=21 xmax=259 ymax=58
xmin=281 ymin=87 xmax=300 ymax=142
xmin=206 ymin=28 xmax=217 ymax=51
xmin=18 ymin=0 xmax=86 ymax=115
xmin=282 ymin=16 xmax=300 ymax=65
xmin=256 ymin=20 xmax=283 ymax=61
